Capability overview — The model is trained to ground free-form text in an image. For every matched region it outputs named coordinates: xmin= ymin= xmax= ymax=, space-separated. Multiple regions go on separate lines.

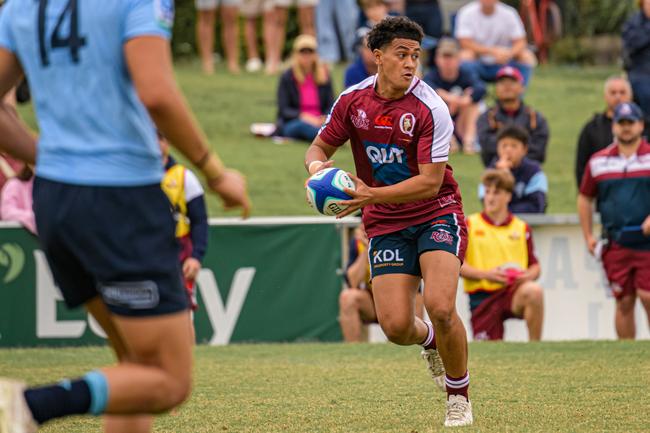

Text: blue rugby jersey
xmin=0 ymin=0 xmax=174 ymax=186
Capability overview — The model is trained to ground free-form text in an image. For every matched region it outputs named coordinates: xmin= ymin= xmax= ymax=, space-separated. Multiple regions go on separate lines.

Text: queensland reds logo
xmin=351 ymin=109 xmax=370 ymax=130
xmin=431 ymin=229 xmax=453 ymax=245
xmin=399 ymin=113 xmax=416 ymax=136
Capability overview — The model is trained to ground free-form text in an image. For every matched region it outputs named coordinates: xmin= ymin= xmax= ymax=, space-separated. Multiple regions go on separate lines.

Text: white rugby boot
xmin=0 ymin=379 xmax=37 ymax=433
xmin=420 ymin=348 xmax=446 ymax=392
xmin=444 ymin=394 xmax=473 ymax=427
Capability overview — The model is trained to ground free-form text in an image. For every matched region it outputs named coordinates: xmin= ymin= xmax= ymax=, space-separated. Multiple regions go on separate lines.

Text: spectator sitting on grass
xmin=462 ymin=169 xmax=544 ymax=341
xmin=477 ymin=66 xmax=549 ymax=166
xmin=575 ymin=76 xmax=634 ymax=189
xmin=275 ymin=34 xmax=334 ymax=143
xmin=479 ymin=125 xmax=547 ymax=214
xmin=424 ymin=37 xmax=485 ymax=154
xmin=0 ymin=163 xmax=36 ymax=235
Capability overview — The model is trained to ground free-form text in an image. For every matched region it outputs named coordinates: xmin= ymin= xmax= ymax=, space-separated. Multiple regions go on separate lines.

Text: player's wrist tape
xmin=308 ymin=160 xmax=324 ymax=174
xmin=200 ymin=153 xmax=226 ymax=182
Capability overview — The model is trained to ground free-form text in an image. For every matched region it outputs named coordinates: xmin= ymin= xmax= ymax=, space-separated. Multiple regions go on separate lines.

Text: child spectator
xmin=275 ymin=35 xmax=334 ymax=142
xmin=159 ymin=135 xmax=209 ymax=313
xmin=479 ymin=125 xmax=548 ymax=214
xmin=0 ymin=163 xmax=36 ymax=235
xmin=462 ymin=169 xmax=544 ymax=341
xmin=424 ymin=37 xmax=485 ymax=154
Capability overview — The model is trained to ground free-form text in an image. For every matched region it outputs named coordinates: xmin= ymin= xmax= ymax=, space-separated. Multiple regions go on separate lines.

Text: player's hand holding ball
xmin=305 ymin=167 xmax=356 ymax=216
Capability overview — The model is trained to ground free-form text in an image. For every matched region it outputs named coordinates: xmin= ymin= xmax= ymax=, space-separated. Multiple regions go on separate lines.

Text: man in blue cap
xmin=578 ymin=102 xmax=650 ymax=339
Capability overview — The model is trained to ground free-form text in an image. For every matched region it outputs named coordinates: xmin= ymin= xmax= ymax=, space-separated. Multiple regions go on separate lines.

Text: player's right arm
xmin=0 ymin=5 xmax=37 ymax=164
xmin=125 ymin=37 xmax=250 ymax=218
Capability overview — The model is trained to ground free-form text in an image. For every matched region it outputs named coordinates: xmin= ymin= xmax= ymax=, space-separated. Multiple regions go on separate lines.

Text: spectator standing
xmin=622 ymin=0 xmax=650 ymax=116
xmin=578 ymin=102 xmax=650 ymax=339
xmin=195 ymin=0 xmax=242 ymax=74
xmin=462 ymin=169 xmax=544 ymax=341
xmin=344 ymin=29 xmax=377 ymax=88
xmin=424 ymin=37 xmax=485 ymax=154
xmin=477 ymin=66 xmax=549 ymax=166
xmin=480 ymin=126 xmax=547 ymax=214
xmin=269 ymin=0 xmax=319 ymax=73
xmin=159 ymin=136 xmax=209 ymax=314
xmin=241 ymin=0 xmax=275 ymax=72
xmin=275 ymin=35 xmax=334 ymax=142
xmin=316 ymin=0 xmax=360 ymax=64
xmin=455 ymin=0 xmax=536 ymax=86
xmin=575 ymin=76 xmax=633 ymax=188
xmin=0 ymin=163 xmax=36 ymax=235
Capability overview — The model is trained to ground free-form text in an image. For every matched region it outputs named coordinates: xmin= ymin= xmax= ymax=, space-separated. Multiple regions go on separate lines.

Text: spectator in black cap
xmin=477 ymin=65 xmax=549 ymax=166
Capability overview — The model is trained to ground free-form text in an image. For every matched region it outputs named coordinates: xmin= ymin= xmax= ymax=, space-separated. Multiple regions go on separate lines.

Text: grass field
xmin=16 ymin=63 xmax=618 ymax=217
xmin=1 ymin=341 xmax=649 ymax=432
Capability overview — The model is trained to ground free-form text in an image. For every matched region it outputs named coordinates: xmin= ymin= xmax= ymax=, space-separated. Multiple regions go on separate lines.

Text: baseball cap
xmin=614 ymin=102 xmax=644 ymax=123
xmin=293 ymin=34 xmax=317 ymax=52
xmin=496 ymin=66 xmax=524 ymax=84
xmin=436 ymin=37 xmax=459 ymax=56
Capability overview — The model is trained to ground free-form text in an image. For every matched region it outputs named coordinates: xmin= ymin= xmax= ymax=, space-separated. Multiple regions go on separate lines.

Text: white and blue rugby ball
xmin=306 ymin=168 xmax=356 ymax=216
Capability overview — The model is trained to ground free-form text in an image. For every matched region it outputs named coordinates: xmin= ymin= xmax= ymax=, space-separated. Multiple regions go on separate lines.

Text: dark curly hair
xmin=367 ymin=16 xmax=424 ymax=51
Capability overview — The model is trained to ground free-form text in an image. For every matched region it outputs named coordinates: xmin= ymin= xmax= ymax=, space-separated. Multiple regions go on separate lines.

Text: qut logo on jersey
xmin=366 ymin=145 xmax=404 ymax=164
xmin=373 ymin=249 xmax=404 ymax=264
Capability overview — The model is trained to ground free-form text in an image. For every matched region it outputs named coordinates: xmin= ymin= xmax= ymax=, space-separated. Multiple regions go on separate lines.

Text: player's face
xmin=495 ymin=78 xmax=523 ymax=102
xmin=497 ymin=137 xmax=527 ymax=166
xmin=376 ymin=38 xmax=421 ymax=91
xmin=483 ymin=185 xmax=511 ymax=214
xmin=613 ymin=120 xmax=644 ymax=145
xmin=604 ymin=80 xmax=631 ymax=111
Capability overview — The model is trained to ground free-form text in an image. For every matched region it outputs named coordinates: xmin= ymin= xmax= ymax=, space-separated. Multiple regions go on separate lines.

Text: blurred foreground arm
xmin=125 ymin=37 xmax=250 ymax=217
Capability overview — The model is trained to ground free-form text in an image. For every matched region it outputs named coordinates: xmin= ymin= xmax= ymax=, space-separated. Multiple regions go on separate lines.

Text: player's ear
xmin=373 ymin=49 xmax=383 ymax=65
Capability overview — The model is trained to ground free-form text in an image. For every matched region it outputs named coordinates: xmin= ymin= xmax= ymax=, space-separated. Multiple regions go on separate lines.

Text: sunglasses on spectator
xmin=298 ymin=48 xmax=316 ymax=54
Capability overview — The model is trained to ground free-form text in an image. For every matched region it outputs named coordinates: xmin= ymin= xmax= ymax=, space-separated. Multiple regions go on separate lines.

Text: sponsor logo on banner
xmin=0 ymin=243 xmax=25 ymax=283
xmin=399 ymin=112 xmax=416 ymax=136
xmin=374 ymin=115 xmax=393 ymax=129
xmin=351 ymin=109 xmax=370 ymax=130
xmin=431 ymin=229 xmax=453 ymax=245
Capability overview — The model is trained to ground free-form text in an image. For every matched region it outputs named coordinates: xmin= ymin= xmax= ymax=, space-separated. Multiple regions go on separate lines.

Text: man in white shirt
xmin=454 ymin=0 xmax=536 ymax=85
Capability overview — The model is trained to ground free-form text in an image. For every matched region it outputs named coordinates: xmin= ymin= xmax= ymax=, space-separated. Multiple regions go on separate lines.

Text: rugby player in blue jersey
xmin=0 ymin=1 xmax=250 ymax=432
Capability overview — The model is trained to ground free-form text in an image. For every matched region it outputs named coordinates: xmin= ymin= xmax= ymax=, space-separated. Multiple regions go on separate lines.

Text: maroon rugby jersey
xmin=319 ymin=75 xmax=464 ymax=238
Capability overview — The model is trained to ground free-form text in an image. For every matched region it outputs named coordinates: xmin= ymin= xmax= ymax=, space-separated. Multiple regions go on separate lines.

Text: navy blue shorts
xmin=33 ymin=177 xmax=188 ymax=317
xmin=368 ymin=213 xmax=467 ymax=279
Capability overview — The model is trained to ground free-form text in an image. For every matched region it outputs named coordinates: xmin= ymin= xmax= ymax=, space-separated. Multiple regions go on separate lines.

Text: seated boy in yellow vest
xmin=159 ymin=134 xmax=208 ymax=311
xmin=461 ymin=169 xmax=544 ymax=341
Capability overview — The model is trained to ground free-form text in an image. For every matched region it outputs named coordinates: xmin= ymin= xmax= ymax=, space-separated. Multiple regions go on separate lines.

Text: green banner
xmin=0 ymin=221 xmax=344 ymax=347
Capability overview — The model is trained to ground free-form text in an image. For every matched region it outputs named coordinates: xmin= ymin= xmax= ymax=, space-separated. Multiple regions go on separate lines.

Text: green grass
xmin=16 ymin=63 xmax=618 ymax=217
xmin=1 ymin=341 xmax=649 ymax=432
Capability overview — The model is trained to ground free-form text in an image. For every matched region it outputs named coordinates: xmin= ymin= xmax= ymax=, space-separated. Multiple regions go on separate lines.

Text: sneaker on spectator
xmin=245 ymin=58 xmax=263 ymax=73
xmin=0 ymin=378 xmax=37 ymax=433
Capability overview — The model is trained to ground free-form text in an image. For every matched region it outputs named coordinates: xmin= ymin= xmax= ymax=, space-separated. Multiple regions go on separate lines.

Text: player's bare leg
xmin=637 ymin=289 xmax=650 ymax=333
xmin=511 ymin=281 xmax=544 ymax=341
xmin=196 ymin=9 xmax=217 ymax=74
xmin=615 ymin=293 xmax=636 ymax=339
xmin=420 ymin=250 xmax=473 ymax=427
xmin=372 ymin=274 xmax=429 ymax=345
xmin=339 ymin=289 xmax=376 ymax=342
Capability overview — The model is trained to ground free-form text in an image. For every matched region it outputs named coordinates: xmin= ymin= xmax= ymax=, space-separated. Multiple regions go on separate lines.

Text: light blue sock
xmin=83 ymin=370 xmax=109 ymax=415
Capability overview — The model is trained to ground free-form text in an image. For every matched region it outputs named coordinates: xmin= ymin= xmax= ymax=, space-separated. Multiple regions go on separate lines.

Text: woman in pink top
xmin=276 ymin=34 xmax=335 ymax=142
xmin=0 ymin=163 xmax=36 ymax=235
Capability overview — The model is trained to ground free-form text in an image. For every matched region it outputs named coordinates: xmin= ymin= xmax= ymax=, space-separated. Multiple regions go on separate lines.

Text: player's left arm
xmin=0 ymin=49 xmax=36 ymax=164
xmin=337 ymin=162 xmax=446 ymax=218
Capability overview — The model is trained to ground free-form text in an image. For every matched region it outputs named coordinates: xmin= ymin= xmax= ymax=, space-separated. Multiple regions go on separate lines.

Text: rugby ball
xmin=305 ymin=168 xmax=356 ymax=216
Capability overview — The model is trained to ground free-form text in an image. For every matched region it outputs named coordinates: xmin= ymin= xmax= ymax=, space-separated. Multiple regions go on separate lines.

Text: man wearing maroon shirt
xmin=304 ymin=17 xmax=472 ymax=428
